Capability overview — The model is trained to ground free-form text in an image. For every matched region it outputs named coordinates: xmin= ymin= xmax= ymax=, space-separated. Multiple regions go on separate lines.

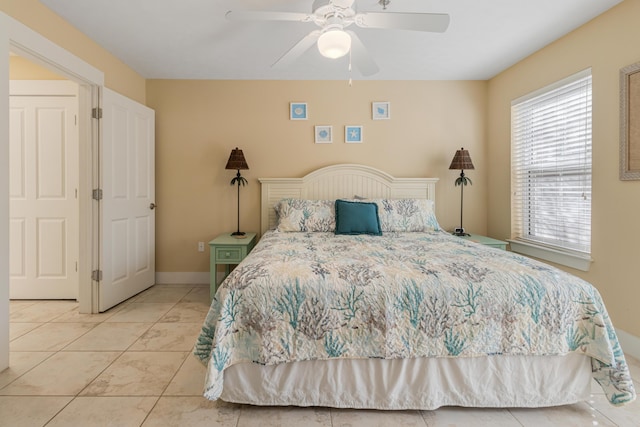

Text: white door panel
xmin=9 ymin=94 xmax=79 ymax=299
xmin=9 ymin=219 xmax=25 ymax=277
xmin=99 ymin=88 xmax=155 ymax=312
xmin=9 ymin=107 xmax=25 ymax=199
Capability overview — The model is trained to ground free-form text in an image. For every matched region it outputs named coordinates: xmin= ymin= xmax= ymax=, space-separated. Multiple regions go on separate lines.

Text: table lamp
xmin=449 ymin=147 xmax=474 ymax=236
xmin=225 ymin=147 xmax=249 ymax=237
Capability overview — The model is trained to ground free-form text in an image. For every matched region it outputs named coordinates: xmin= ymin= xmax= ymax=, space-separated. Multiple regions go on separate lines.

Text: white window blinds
xmin=511 ymin=69 xmax=592 ymax=255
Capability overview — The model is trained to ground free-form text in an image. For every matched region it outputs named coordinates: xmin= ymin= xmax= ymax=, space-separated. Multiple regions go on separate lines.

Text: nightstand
xmin=456 ymin=233 xmax=508 ymax=250
xmin=209 ymin=232 xmax=257 ymax=300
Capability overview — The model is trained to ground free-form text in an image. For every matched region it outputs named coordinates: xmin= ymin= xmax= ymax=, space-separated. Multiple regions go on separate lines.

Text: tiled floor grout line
xmin=138 ymin=397 xmax=163 ymax=427
xmin=418 ymin=409 xmax=431 ymax=427
xmin=417 ymin=408 xmax=425 ymax=426
xmin=504 ymin=409 xmax=526 ymax=427
xmin=73 ymin=350 xmax=126 ymax=399
xmin=0 ymin=351 xmax=55 ymax=393
xmin=585 ymin=395 xmax=622 ymax=427
xmin=41 ymin=396 xmax=82 ymax=427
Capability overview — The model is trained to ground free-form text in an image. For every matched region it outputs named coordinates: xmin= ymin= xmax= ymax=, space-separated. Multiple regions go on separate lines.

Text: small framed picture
xmin=314 ymin=125 xmax=333 ymax=144
xmin=290 ymin=102 xmax=308 ymax=120
xmin=345 ymin=125 xmax=363 ymax=143
xmin=372 ymin=101 xmax=390 ymax=120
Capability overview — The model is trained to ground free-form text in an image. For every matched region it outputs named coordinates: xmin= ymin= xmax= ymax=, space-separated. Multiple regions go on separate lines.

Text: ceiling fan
xmin=226 ymin=0 xmax=450 ymax=76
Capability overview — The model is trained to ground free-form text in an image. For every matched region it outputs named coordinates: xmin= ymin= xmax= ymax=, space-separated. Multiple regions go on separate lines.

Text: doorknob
xmin=149 ymin=203 xmax=157 ymax=210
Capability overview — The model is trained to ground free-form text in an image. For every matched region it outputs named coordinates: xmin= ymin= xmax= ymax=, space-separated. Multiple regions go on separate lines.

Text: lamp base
xmin=452 ymin=227 xmax=470 ymax=237
xmin=231 ymin=231 xmax=246 ymax=238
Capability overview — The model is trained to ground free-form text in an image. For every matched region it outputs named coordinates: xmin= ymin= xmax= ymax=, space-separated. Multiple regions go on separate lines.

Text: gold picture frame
xmin=620 ymin=61 xmax=640 ymax=180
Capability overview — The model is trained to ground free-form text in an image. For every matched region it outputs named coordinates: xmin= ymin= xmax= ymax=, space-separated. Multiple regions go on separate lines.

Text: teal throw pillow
xmin=335 ymin=200 xmax=382 ymax=236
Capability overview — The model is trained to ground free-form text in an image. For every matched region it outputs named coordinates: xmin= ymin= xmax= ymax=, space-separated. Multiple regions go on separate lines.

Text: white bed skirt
xmin=221 ymin=354 xmax=592 ymax=410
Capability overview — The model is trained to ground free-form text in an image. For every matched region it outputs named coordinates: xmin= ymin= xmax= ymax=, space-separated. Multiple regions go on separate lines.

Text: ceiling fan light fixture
xmin=317 ymin=29 xmax=351 ymax=59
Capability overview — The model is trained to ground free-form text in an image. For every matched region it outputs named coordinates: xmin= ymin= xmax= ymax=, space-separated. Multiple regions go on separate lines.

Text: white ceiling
xmin=39 ymin=0 xmax=622 ymax=81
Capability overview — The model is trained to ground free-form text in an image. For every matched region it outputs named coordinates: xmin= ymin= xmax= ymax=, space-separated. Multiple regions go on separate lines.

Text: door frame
xmin=8 ymin=26 xmax=101 ymax=315
xmin=1 ymin=12 xmax=106 ymax=369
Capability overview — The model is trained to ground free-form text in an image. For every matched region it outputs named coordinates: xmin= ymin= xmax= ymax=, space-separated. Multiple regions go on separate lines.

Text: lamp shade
xmin=225 ymin=147 xmax=249 ymax=170
xmin=317 ymin=29 xmax=351 ymax=59
xmin=449 ymin=147 xmax=474 ymax=170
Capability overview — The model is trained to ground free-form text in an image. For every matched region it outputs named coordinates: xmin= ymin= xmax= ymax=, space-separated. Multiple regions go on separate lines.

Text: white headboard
xmin=259 ymin=163 xmax=439 ymax=235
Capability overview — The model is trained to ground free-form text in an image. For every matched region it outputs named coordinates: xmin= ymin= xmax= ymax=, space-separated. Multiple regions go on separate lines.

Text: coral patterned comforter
xmin=194 ymin=230 xmax=636 ymax=406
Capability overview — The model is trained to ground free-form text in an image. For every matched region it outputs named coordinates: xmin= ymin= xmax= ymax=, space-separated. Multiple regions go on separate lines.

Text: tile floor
xmin=1 ymin=283 xmax=639 ymax=426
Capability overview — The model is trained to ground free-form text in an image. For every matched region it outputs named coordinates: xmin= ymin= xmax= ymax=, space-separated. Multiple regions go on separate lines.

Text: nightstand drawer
xmin=215 ymin=247 xmax=243 ymax=263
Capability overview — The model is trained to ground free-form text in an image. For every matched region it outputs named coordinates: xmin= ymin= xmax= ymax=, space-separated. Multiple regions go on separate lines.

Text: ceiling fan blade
xmin=355 ymin=12 xmax=450 ymax=33
xmin=331 ymin=0 xmax=356 ymax=7
xmin=347 ymin=31 xmax=379 ymax=77
xmin=225 ymin=10 xmax=312 ymax=23
xmin=272 ymin=30 xmax=322 ymax=69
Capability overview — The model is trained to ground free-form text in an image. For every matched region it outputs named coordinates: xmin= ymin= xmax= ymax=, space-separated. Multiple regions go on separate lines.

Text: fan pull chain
xmin=348 ymin=50 xmax=353 ymax=86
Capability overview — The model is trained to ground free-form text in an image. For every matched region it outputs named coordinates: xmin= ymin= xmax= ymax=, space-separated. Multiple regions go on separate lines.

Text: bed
xmin=194 ymin=164 xmax=636 ymax=410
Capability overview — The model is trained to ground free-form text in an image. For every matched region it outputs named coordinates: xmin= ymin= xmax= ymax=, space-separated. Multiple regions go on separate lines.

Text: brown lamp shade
xmin=449 ymin=147 xmax=474 ymax=170
xmin=225 ymin=147 xmax=249 ymax=170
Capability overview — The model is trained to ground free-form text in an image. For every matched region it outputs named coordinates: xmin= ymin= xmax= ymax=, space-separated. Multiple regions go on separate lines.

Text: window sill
xmin=507 ymin=239 xmax=592 ymax=272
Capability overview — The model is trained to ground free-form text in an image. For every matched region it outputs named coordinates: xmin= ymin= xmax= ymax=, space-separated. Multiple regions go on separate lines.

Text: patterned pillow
xmin=367 ymin=199 xmax=441 ymax=232
xmin=275 ymin=199 xmax=336 ymax=232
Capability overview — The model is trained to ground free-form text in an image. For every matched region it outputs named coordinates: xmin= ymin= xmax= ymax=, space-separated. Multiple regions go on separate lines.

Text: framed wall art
xmin=314 ymin=125 xmax=333 ymax=144
xmin=290 ymin=102 xmax=308 ymax=120
xmin=620 ymin=62 xmax=640 ymax=180
xmin=372 ymin=101 xmax=390 ymax=120
xmin=345 ymin=125 xmax=363 ymax=143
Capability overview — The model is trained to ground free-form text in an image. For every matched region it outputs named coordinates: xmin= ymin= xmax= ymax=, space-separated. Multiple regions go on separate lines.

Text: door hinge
xmin=92 ymin=107 xmax=103 ymax=119
xmin=92 ymin=188 xmax=103 ymax=201
xmin=91 ymin=270 xmax=102 ymax=281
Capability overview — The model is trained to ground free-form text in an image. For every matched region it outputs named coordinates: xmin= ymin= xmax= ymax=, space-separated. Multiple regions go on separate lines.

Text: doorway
xmin=9 ymin=51 xmax=94 ymax=313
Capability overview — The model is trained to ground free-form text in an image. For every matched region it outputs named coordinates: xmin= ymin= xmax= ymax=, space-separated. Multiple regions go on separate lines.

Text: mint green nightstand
xmin=457 ymin=233 xmax=508 ymax=250
xmin=209 ymin=232 xmax=257 ymax=300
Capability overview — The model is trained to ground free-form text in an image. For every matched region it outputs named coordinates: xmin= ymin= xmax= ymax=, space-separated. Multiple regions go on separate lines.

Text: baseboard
xmin=616 ymin=328 xmax=640 ymax=361
xmin=155 ymin=272 xmax=209 ymax=285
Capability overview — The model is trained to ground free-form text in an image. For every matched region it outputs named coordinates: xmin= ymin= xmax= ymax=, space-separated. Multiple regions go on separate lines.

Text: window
xmin=510 ymin=69 xmax=592 ymax=271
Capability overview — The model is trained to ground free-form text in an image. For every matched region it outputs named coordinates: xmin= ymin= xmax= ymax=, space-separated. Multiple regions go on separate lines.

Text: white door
xmin=99 ymin=88 xmax=155 ymax=312
xmin=9 ymin=87 xmax=79 ymax=299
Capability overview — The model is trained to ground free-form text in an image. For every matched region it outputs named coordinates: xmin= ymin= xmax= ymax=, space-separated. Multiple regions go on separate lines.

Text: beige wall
xmin=10 ymin=55 xmax=65 ymax=79
xmin=1 ymin=0 xmax=145 ymax=103
xmin=147 ymin=79 xmax=488 ymax=273
xmin=487 ymin=0 xmax=640 ymax=336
